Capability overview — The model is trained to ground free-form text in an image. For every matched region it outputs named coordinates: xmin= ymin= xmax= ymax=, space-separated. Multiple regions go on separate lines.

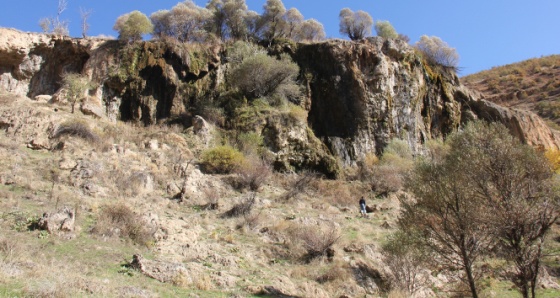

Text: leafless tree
xmin=79 ymin=7 xmax=93 ymax=38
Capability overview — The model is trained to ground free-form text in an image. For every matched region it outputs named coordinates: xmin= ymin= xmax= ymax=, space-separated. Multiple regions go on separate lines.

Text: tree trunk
xmin=460 ymin=243 xmax=478 ymax=298
xmin=465 ymin=263 xmax=478 ymax=298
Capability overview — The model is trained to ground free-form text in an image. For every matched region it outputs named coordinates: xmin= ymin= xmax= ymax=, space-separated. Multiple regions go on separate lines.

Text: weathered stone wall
xmin=1 ymin=28 xmax=558 ymax=175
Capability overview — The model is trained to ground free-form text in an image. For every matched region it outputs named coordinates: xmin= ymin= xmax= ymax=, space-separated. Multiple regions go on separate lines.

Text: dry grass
xmin=221 ymin=193 xmax=255 ymax=218
xmin=281 ymin=171 xmax=319 ymax=200
xmin=91 ymin=203 xmax=155 ymax=246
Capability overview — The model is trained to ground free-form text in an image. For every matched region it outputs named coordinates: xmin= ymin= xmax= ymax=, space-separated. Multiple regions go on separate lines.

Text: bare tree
xmin=79 ymin=7 xmax=93 ymax=38
xmin=339 ymin=8 xmax=373 ymax=40
xmin=53 ymin=0 xmax=69 ymax=35
xmin=38 ymin=0 xmax=69 ymax=36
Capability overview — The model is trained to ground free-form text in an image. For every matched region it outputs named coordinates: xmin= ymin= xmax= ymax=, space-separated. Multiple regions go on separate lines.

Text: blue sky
xmin=1 ymin=0 xmax=558 ymax=76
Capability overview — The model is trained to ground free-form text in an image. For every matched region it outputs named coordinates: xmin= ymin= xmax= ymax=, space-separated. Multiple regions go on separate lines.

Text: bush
xmin=51 ymin=121 xmax=100 ymax=144
xmin=234 ymin=132 xmax=263 ymax=156
xmin=61 ymin=72 xmax=94 ymax=113
xmin=234 ymin=157 xmax=272 ymax=191
xmin=415 ymin=35 xmax=459 ymax=69
xmin=91 ymin=203 xmax=155 ymax=246
xmin=200 ymin=145 xmax=244 ymax=174
xmin=226 ymin=41 xmax=301 ymax=104
xmin=375 ymin=20 xmax=398 ymax=39
xmin=229 ymin=52 xmax=300 ymax=103
xmin=362 ymin=139 xmax=414 ymax=194
xmin=221 ymin=193 xmax=255 ymax=218
xmin=290 ymin=221 xmax=340 ymax=262
xmin=382 ymin=231 xmax=427 ymax=294
xmin=282 ymin=171 xmax=319 ymax=200
xmin=545 ymin=149 xmax=560 ymax=173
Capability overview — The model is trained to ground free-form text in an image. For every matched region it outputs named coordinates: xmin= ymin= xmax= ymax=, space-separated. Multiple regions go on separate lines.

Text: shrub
xmin=282 ymin=171 xmax=319 ymax=200
xmin=221 ymin=193 xmax=255 ymax=218
xmin=51 ymin=121 xmax=100 ymax=144
xmin=382 ymin=231 xmax=427 ymax=294
xmin=415 ymin=35 xmax=459 ymax=69
xmin=545 ymin=149 xmax=560 ymax=173
xmin=200 ymin=145 xmax=244 ymax=174
xmin=365 ymin=139 xmax=414 ymax=194
xmin=234 ymin=132 xmax=263 ymax=156
xmin=61 ymin=72 xmax=94 ymax=113
xmin=375 ymin=20 xmax=398 ymax=39
xmin=291 ymin=221 xmax=340 ymax=262
xmin=91 ymin=203 xmax=155 ymax=246
xmin=228 ymin=52 xmax=300 ymax=103
xmin=234 ymin=157 xmax=272 ymax=191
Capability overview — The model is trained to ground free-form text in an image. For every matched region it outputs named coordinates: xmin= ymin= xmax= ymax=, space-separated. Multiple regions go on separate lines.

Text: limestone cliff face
xmin=291 ymin=38 xmax=560 ymax=164
xmin=1 ymin=28 xmax=558 ymax=174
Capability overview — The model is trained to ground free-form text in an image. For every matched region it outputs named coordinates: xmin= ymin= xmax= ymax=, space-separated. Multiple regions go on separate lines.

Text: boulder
xmin=38 ymin=206 xmax=75 ymax=233
xmin=130 ymin=254 xmax=190 ymax=284
xmin=80 ymin=98 xmax=105 ymax=119
xmin=34 ymin=94 xmax=52 ymax=102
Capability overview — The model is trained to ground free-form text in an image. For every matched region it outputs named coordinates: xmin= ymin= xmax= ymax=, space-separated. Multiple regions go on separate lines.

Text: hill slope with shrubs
xmin=461 ymin=55 xmax=560 ymax=128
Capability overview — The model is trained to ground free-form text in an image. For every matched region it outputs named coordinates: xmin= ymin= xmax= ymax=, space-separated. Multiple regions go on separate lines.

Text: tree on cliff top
xmin=113 ymin=10 xmax=154 ymax=43
xmin=151 ymin=1 xmax=210 ymax=42
xmin=339 ymin=8 xmax=373 ymax=40
xmin=258 ymin=0 xmax=287 ymax=42
xmin=38 ymin=0 xmax=69 ymax=36
xmin=375 ymin=20 xmax=398 ymax=39
xmin=206 ymin=0 xmax=250 ymax=41
xmin=295 ymin=19 xmax=326 ymax=42
xmin=415 ymin=35 xmax=459 ymax=69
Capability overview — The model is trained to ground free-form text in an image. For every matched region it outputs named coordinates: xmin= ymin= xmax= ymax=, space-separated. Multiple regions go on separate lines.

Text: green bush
xmin=113 ymin=10 xmax=154 ymax=42
xmin=200 ymin=145 xmax=244 ymax=174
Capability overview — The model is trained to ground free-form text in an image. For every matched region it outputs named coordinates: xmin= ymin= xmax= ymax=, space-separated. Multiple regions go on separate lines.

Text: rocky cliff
xmin=1 ymin=27 xmax=558 ymax=174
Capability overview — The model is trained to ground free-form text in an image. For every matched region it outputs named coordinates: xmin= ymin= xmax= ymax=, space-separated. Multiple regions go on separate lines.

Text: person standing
xmin=359 ymin=196 xmax=367 ymax=217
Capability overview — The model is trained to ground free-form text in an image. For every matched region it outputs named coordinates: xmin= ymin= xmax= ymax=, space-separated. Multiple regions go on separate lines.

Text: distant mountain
xmin=461 ymin=55 xmax=560 ymax=128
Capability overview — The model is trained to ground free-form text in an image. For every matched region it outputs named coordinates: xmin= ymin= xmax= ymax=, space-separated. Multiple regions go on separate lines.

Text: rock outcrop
xmin=291 ymin=38 xmax=560 ymax=164
xmin=1 ymin=28 xmax=558 ymax=174
xmin=37 ymin=206 xmax=75 ymax=233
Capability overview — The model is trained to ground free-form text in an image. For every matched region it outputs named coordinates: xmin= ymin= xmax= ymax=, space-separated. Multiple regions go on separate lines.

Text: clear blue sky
xmin=1 ymin=0 xmax=558 ymax=76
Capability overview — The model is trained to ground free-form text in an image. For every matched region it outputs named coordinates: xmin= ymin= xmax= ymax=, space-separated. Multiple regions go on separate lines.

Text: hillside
xmin=461 ymin=55 xmax=560 ymax=128
xmin=1 ymin=27 xmax=560 ymax=297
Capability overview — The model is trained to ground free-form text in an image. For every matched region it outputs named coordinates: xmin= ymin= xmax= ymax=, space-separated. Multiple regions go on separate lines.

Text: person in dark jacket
xmin=359 ymin=196 xmax=367 ymax=217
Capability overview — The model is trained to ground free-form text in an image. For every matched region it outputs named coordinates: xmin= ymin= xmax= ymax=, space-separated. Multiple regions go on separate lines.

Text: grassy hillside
xmin=461 ymin=55 xmax=560 ymax=128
